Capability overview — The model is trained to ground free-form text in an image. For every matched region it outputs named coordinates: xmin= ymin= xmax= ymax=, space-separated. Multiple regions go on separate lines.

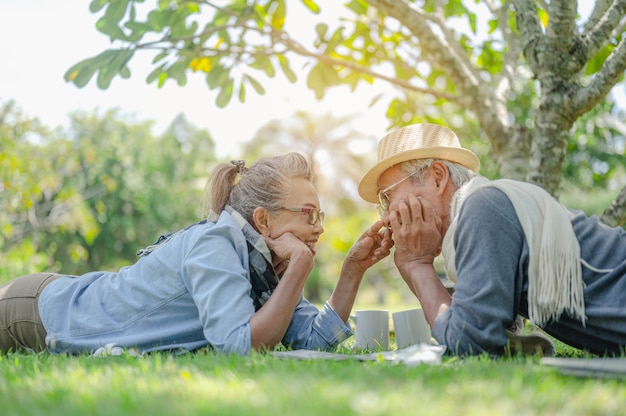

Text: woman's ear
xmin=253 ymin=207 xmax=272 ymax=236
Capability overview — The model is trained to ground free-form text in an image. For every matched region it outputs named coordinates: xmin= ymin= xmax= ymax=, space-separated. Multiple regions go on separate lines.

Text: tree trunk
xmin=601 ymin=185 xmax=626 ymax=227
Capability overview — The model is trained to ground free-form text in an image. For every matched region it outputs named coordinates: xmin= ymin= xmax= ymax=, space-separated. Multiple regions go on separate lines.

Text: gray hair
xmin=203 ymin=152 xmax=314 ymax=224
xmin=399 ymin=158 xmax=476 ymax=188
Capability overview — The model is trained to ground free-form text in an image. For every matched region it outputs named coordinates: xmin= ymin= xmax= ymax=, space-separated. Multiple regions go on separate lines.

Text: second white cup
xmin=353 ymin=309 xmax=390 ymax=350
xmin=392 ymin=308 xmax=431 ymax=348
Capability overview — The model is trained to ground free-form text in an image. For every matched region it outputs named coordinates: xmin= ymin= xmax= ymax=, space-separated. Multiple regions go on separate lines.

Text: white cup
xmin=392 ymin=308 xmax=431 ymax=348
xmin=353 ymin=309 xmax=390 ymax=350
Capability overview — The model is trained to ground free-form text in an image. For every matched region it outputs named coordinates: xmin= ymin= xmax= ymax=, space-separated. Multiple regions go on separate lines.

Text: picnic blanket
xmin=271 ymin=344 xmax=446 ymax=367
xmin=541 ymin=357 xmax=626 ymax=378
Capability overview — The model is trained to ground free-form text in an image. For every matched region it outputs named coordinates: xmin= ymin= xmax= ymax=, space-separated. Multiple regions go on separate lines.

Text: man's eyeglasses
xmin=279 ymin=207 xmax=325 ymax=225
xmin=377 ymin=171 xmax=419 ymax=216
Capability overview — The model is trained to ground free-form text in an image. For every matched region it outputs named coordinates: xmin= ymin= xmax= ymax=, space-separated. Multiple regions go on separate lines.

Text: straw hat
xmin=358 ymin=123 xmax=480 ymax=203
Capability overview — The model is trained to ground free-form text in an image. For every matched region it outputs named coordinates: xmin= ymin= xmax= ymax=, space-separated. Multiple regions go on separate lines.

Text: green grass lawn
xmin=2 ymin=333 xmax=625 ymax=416
xmin=1 ymin=304 xmax=623 ymax=415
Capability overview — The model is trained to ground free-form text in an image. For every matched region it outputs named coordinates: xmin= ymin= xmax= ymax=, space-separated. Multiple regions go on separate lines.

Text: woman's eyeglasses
xmin=279 ymin=207 xmax=325 ymax=225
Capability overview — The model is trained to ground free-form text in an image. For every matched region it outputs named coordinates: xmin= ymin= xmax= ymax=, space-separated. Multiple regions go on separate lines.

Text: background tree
xmin=65 ymin=0 xmax=626 ymax=226
xmin=1 ymin=101 xmax=57 ymax=280
xmin=0 ymin=101 xmax=217 ymax=281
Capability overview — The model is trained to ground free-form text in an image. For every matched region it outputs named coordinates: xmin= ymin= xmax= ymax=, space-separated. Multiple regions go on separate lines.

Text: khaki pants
xmin=0 ymin=273 xmax=62 ymax=354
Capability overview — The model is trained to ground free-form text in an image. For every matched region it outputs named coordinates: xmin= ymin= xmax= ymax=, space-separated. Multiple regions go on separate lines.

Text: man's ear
xmin=253 ymin=207 xmax=272 ymax=236
xmin=430 ymin=161 xmax=450 ymax=195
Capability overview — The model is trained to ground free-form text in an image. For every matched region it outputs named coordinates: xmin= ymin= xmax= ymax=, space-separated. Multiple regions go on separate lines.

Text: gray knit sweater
xmin=432 ymin=187 xmax=626 ymax=356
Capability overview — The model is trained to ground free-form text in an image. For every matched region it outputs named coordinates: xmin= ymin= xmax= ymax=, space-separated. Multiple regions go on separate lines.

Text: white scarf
xmin=441 ymin=176 xmax=586 ymax=326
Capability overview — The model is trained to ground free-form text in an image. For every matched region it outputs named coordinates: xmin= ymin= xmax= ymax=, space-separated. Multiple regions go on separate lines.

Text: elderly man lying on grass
xmin=358 ymin=123 xmax=626 ymax=357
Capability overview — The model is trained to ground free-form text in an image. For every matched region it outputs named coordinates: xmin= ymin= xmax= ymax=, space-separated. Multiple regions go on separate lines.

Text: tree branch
xmin=483 ymin=0 xmax=496 ymax=13
xmin=573 ymin=36 xmax=626 ymax=117
xmin=584 ymin=0 xmax=613 ymax=33
xmin=366 ymin=0 xmax=484 ymax=105
xmin=367 ymin=0 xmax=514 ymax=153
xmin=601 ymin=184 xmax=626 ymax=227
xmin=494 ymin=0 xmax=521 ymax=107
xmin=546 ymin=0 xmax=578 ymax=43
xmin=616 ymin=18 xmax=626 ymax=38
xmin=279 ymin=36 xmax=459 ymax=102
xmin=483 ymin=0 xmax=524 ymax=100
xmin=545 ymin=0 xmax=583 ymax=77
xmin=430 ymin=1 xmax=484 ymax=86
xmin=583 ymin=0 xmax=626 ymax=59
xmin=511 ymin=0 xmax=545 ymax=73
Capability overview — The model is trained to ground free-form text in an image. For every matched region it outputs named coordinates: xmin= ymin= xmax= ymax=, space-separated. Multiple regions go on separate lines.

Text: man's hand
xmin=389 ymin=194 xmax=443 ymax=268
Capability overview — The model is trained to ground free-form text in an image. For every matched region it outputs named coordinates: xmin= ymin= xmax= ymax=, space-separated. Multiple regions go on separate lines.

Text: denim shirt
xmin=38 ymin=211 xmax=352 ymax=355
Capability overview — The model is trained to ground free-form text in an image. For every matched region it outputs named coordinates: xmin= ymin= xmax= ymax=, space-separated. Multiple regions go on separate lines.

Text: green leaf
xmin=186 ymin=1 xmax=201 ymax=13
xmin=158 ymin=0 xmax=172 ymax=10
xmin=96 ymin=16 xmax=127 ymax=41
xmin=277 ymin=55 xmax=297 ymax=83
xmin=318 ymin=62 xmax=341 ymax=86
xmin=93 ymin=49 xmax=134 ymax=88
xmin=476 ymin=40 xmax=502 ymax=74
xmin=345 ymin=0 xmax=367 ymax=15
xmin=146 ymin=64 xmax=166 ymax=84
xmin=97 ymin=65 xmax=117 ymax=89
xmin=343 ymin=71 xmax=366 ymax=91
xmin=271 ymin=0 xmax=286 ymax=30
xmin=325 ymin=27 xmax=345 ymax=52
xmin=538 ymin=8 xmax=549 ymax=28
xmin=120 ymin=66 xmax=131 ymax=79
xmin=238 ymin=81 xmax=246 ymax=103
xmin=169 ymin=7 xmax=196 ymax=38
xmin=205 ymin=65 xmax=229 ymax=89
xmin=442 ymin=0 xmax=469 ymax=18
xmin=104 ymin=0 xmax=129 ymax=24
xmin=124 ymin=21 xmax=147 ymax=32
xmin=64 ymin=50 xmax=117 ymax=87
xmin=468 ymin=12 xmax=477 ymax=34
xmin=243 ymin=74 xmax=266 ymax=95
xmin=166 ymin=61 xmax=188 ymax=86
xmin=306 ymin=71 xmax=322 ymax=98
xmin=306 ymin=64 xmax=325 ymax=99
xmin=89 ymin=0 xmax=109 ymax=13
xmin=249 ymin=55 xmax=276 ymax=78
xmin=215 ymin=78 xmax=234 ymax=108
xmin=211 ymin=11 xmax=231 ymax=28
xmin=124 ymin=21 xmax=149 ymax=43
xmin=65 ymin=60 xmax=98 ymax=88
xmin=157 ymin=72 xmax=167 ymax=88
xmin=586 ymin=46 xmax=613 ymax=75
xmin=152 ymin=52 xmax=169 ymax=64
xmin=315 ymin=23 xmax=328 ymax=44
xmin=300 ymin=0 xmax=320 ymax=14
xmin=147 ymin=10 xmax=166 ymax=31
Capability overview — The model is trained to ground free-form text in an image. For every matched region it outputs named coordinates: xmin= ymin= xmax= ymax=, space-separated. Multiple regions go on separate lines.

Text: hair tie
xmin=230 ymin=160 xmax=247 ymax=174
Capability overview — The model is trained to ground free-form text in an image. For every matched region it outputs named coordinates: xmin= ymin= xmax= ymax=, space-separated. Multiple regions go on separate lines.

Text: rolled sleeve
xmin=282 ymin=300 xmax=353 ymax=351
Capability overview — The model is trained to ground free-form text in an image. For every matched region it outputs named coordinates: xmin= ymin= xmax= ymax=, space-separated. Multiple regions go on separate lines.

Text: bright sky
xmin=0 ymin=0 xmax=394 ymax=158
